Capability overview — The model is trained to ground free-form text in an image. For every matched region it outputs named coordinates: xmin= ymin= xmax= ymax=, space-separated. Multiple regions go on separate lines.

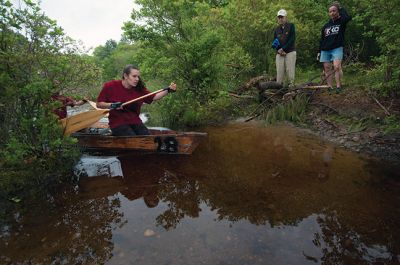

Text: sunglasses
xmin=277 ymin=16 xmax=284 ymax=18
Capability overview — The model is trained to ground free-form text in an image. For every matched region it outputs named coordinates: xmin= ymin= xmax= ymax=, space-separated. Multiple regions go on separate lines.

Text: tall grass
xmin=261 ymin=94 xmax=309 ymax=124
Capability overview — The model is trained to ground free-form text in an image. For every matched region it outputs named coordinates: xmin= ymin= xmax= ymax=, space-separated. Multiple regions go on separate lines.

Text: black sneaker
xmin=335 ymin=87 xmax=343 ymax=94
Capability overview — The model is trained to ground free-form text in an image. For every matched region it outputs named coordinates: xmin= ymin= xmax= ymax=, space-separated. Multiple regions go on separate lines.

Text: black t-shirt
xmin=319 ymin=8 xmax=352 ymax=51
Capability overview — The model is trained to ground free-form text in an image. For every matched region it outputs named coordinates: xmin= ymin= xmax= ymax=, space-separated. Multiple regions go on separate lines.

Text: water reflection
xmin=0 ymin=188 xmax=124 ymax=264
xmin=1 ymin=123 xmax=399 ymax=264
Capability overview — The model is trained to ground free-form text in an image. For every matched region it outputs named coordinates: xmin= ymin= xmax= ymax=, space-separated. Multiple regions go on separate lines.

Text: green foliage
xmin=90 ymin=0 xmax=400 ymax=130
xmin=130 ymin=0 xmax=225 ymax=97
xmin=119 ymin=0 xmax=253 ymax=126
xmin=220 ymin=0 xmax=272 ymax=75
xmin=144 ymin=86 xmax=236 ymax=128
xmin=381 ymin=115 xmax=400 ymax=134
xmin=93 ymin=40 xmax=133 ymax=81
xmin=93 ymin=39 xmax=118 ymax=61
xmin=324 ymin=114 xmax=400 ymax=135
xmin=262 ymin=95 xmax=309 ymax=124
xmin=347 ymin=118 xmax=369 ymax=133
xmin=156 ymin=90 xmax=206 ymax=128
xmin=345 ymin=0 xmax=400 ymax=94
xmin=0 ymin=0 xmax=101 ymax=200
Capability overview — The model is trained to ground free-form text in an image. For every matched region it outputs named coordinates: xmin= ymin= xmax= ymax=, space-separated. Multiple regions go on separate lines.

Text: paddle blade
xmin=61 ymin=109 xmax=109 ymax=136
xmin=87 ymin=100 xmax=100 ymax=110
xmin=86 ymin=100 xmax=110 ymax=118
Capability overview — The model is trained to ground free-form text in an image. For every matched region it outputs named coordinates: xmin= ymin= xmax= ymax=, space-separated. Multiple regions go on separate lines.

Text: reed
xmin=261 ymin=95 xmax=309 ymax=124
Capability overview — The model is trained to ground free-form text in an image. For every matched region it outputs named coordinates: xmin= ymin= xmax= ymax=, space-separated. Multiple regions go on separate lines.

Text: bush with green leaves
xmin=0 ymin=0 xmax=101 ymax=201
xmin=93 ymin=0 xmax=399 ymax=129
xmin=120 ymin=0 xmax=253 ymax=126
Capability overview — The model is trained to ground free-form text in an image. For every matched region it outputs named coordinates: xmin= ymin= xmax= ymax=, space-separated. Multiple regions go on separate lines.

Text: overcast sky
xmin=12 ymin=0 xmax=138 ymax=51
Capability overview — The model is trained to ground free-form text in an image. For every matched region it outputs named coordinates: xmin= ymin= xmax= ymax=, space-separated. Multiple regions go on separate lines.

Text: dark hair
xmin=122 ymin=64 xmax=145 ymax=91
xmin=329 ymin=3 xmax=339 ymax=10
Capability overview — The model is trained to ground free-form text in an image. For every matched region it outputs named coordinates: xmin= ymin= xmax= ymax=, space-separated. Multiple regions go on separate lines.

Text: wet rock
xmin=368 ymin=132 xmax=378 ymax=138
xmin=144 ymin=229 xmax=155 ymax=237
xmin=318 ymin=173 xmax=327 ymax=179
xmin=72 ymin=232 xmax=81 ymax=239
xmin=271 ymin=171 xmax=281 ymax=178
xmin=344 ymin=238 xmax=353 ymax=249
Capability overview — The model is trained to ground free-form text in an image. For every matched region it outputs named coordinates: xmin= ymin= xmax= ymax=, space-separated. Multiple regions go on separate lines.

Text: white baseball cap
xmin=277 ymin=9 xmax=287 ymax=17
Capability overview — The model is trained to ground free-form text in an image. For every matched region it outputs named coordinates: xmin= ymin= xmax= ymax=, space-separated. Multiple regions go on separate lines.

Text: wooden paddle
xmin=61 ymin=87 xmax=168 ymax=136
xmin=87 ymin=100 xmax=100 ymax=110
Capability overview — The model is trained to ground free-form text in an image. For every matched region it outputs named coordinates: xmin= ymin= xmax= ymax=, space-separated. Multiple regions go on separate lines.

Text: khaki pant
xmin=276 ymin=51 xmax=296 ymax=85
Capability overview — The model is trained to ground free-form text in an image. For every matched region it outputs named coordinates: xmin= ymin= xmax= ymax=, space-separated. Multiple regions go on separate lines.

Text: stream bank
xmin=235 ymin=82 xmax=400 ymax=162
xmin=306 ymin=87 xmax=400 ymax=162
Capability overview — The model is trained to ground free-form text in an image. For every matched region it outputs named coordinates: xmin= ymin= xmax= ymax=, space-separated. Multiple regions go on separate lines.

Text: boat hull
xmin=73 ymin=129 xmax=207 ymax=155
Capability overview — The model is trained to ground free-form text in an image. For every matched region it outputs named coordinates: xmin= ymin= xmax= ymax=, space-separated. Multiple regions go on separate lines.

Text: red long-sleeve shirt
xmin=97 ymin=80 xmax=155 ymax=129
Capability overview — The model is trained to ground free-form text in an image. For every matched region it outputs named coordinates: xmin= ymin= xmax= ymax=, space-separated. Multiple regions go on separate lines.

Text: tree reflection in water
xmin=315 ymin=211 xmax=398 ymax=264
xmin=118 ymin=155 xmax=202 ymax=230
xmin=2 ymin=123 xmax=399 ymax=264
xmin=0 ymin=185 xmax=124 ymax=264
xmin=156 ymin=177 xmax=201 ymax=230
xmin=115 ymin=123 xmax=398 ymax=264
xmin=117 ymin=148 xmax=399 ymax=264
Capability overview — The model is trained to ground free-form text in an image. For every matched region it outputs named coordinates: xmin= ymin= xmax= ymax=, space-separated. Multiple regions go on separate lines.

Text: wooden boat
xmin=72 ymin=125 xmax=207 ymax=155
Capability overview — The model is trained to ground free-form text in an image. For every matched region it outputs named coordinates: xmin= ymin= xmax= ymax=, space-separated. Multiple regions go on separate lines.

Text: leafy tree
xmin=93 ymin=41 xmax=139 ymax=82
xmin=94 ymin=0 xmax=399 ymax=129
xmin=124 ymin=1 xmax=220 ymax=98
xmin=122 ymin=0 xmax=253 ymax=126
xmin=359 ymin=0 xmax=400 ymax=94
xmin=93 ymin=39 xmax=118 ymax=61
xmin=0 ymin=0 xmax=102 ymax=200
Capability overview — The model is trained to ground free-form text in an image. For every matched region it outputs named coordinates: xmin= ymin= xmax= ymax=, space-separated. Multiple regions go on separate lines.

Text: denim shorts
xmin=320 ymin=47 xmax=343 ymax=62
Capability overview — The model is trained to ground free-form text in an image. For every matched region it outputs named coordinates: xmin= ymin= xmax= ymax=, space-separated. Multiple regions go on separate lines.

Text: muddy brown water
xmin=1 ymin=122 xmax=400 ymax=264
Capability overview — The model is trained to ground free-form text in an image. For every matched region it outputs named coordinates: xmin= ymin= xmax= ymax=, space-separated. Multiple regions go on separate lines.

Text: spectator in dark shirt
xmin=318 ymin=1 xmax=352 ymax=93
xmin=272 ymin=9 xmax=296 ymax=87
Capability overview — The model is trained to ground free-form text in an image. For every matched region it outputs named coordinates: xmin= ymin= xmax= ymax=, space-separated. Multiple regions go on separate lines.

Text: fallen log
xmin=257 ymin=81 xmax=283 ymax=91
xmin=300 ymin=85 xmax=331 ymax=90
